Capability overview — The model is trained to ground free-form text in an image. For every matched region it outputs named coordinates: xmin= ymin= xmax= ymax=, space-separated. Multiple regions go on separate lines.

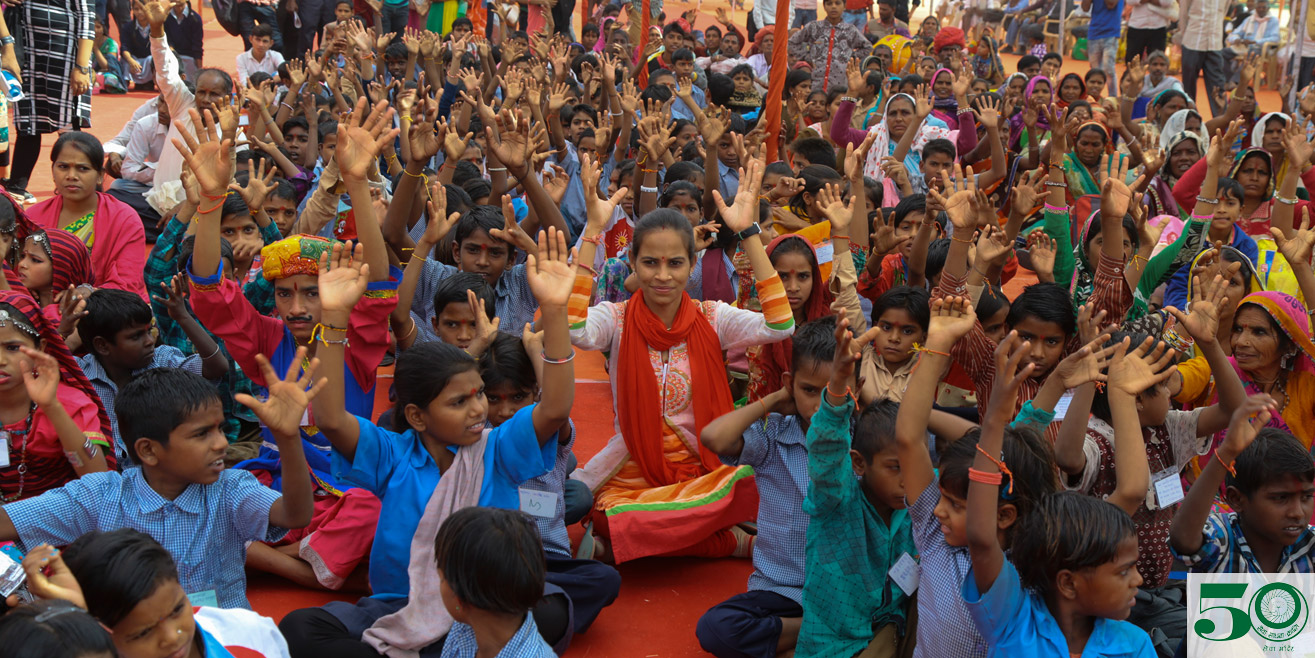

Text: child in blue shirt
xmin=277 ymin=228 xmax=579 ymax=654
xmin=696 ymin=317 xmax=841 ymax=658
xmin=796 ymin=316 xmax=915 ymax=657
xmin=893 ymin=295 xmax=1061 ymax=658
xmin=1170 ymin=397 xmax=1315 ymax=574
xmin=963 ymin=332 xmax=1156 ymax=657
xmin=435 ymin=507 xmax=557 ymax=658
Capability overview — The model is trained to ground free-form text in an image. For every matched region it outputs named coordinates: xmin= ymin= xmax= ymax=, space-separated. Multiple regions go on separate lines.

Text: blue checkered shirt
xmin=413 ymin=260 xmax=538 ymax=339
xmin=2 ymin=469 xmax=286 ymax=609
xmin=518 ymin=420 xmax=576 ymax=559
xmin=908 ymin=480 xmax=986 ymax=658
xmin=440 ymin=614 xmax=555 ymax=658
xmin=722 ymin=413 xmax=809 ymax=603
xmin=77 ymin=346 xmax=204 ymax=466
xmin=1175 ymin=511 xmax=1315 ymax=574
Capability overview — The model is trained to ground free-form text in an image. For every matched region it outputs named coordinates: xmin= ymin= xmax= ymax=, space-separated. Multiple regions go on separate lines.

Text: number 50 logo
xmin=1195 ymin=582 xmax=1310 ymax=643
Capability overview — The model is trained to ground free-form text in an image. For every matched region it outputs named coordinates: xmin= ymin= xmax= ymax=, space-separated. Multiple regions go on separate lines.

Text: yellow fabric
xmin=65 ymin=211 xmax=95 ymax=249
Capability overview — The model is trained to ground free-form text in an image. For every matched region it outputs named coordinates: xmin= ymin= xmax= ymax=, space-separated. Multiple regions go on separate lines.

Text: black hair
xmin=77 ymin=288 xmax=153 ymax=350
xmin=434 ymin=506 xmax=545 ymax=615
xmin=0 ymin=599 xmax=117 ymax=658
xmin=941 ymin=424 xmax=1057 ymax=544
xmin=853 ymin=399 xmax=900 ymax=458
xmin=51 ymin=132 xmax=105 ymax=173
xmin=662 ymin=22 xmax=686 ymax=37
xmin=790 ymin=315 xmax=838 ymax=372
xmin=1041 ymin=52 xmax=1062 ymax=64
xmin=569 ymin=103 xmax=599 ymax=126
xmin=116 ymin=368 xmax=223 ymax=464
xmin=1013 ymin=492 xmax=1136 ymax=597
xmin=433 ymin=271 xmax=495 ymax=320
xmin=783 ymin=68 xmax=812 ymax=102
xmin=889 ymin=195 xmax=926 ymax=229
xmin=658 ymin=180 xmax=700 ymax=208
xmin=479 ymin=332 xmax=537 ymax=393
xmin=62 ymin=529 xmax=181 ymax=628
xmin=707 ymin=72 xmax=734 ymax=107
xmin=671 ymin=48 xmax=694 ymax=63
xmin=898 ymin=73 xmax=924 ymax=88
xmin=220 ymin=191 xmax=250 ymax=220
xmin=1065 ymin=99 xmax=1092 ymax=121
xmin=269 ymin=178 xmax=297 ymax=203
xmin=1229 ymin=428 xmax=1315 ymax=497
xmin=871 ymin=286 xmax=930 ymax=332
xmin=452 ymin=161 xmax=484 ymax=188
xmin=1085 ymin=68 xmax=1107 ymax=83
xmin=384 ymin=41 xmax=409 ymax=60
xmin=393 ymin=341 xmax=480 ymax=432
xmin=729 ymin=63 xmax=755 ymax=79
xmin=179 ymin=234 xmax=236 ymax=270
xmin=663 ymin=160 xmax=704 ymax=186
xmin=462 ymin=178 xmax=492 ymax=204
xmin=764 ymin=161 xmax=795 ymax=178
xmin=569 ymin=52 xmax=600 ymax=81
xmin=788 ymin=164 xmax=843 ymax=218
xmin=789 ymin=136 xmax=837 ymax=170
xmin=1006 ymin=282 xmax=1077 ymax=338
xmin=1217 ymin=177 xmax=1245 ymax=204
xmin=630 ymin=209 xmax=695 ymax=261
xmin=451 ymin=16 xmax=472 ymax=29
xmin=925 ymin=238 xmax=952 ymax=282
xmin=1017 ymin=54 xmax=1041 ymax=71
xmin=921 ymin=138 xmax=956 ymax=162
xmin=453 ymin=205 xmax=506 ymax=246
xmin=318 ymin=120 xmax=339 ymax=142
xmin=444 ymin=184 xmax=474 ymax=216
xmin=641 ymin=84 xmax=673 ymax=106
xmin=976 ymin=285 xmax=1009 ymax=321
xmin=248 ymin=72 xmax=273 ymax=90
xmin=1089 ymin=331 xmax=1165 ymax=422
xmin=1080 ymin=213 xmax=1139 ymax=256
xmin=251 ymin=23 xmax=275 ymax=39
xmin=282 ymin=115 xmax=310 ymax=136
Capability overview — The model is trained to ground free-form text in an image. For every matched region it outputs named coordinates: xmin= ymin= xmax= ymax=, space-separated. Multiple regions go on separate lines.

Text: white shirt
xmin=1180 ymin=0 xmax=1228 ymax=51
xmin=121 ymin=113 xmax=170 ymax=186
xmin=235 ymin=48 xmax=285 ymax=87
xmin=151 ymin=34 xmax=245 ymax=198
xmin=1126 ymin=0 xmax=1172 ymax=30
xmin=103 ymin=97 xmax=159 ymax=156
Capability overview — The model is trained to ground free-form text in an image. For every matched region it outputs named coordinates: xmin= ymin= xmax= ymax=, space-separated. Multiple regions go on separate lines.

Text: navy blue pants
xmin=545 ymin=556 xmax=621 ymax=633
xmin=696 ymin=590 xmax=803 ymax=658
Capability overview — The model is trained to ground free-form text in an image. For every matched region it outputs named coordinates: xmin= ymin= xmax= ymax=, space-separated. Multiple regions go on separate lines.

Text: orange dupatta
xmin=617 ymin=290 xmax=734 ymax=487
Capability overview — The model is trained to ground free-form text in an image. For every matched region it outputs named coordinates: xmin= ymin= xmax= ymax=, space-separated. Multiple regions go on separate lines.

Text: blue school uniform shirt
xmin=3 ymin=469 xmax=285 ymax=609
xmin=1164 ymin=230 xmax=1258 ymax=310
xmin=908 ymin=480 xmax=986 ymax=657
xmin=961 ymin=560 xmax=1156 ymax=657
xmin=441 ymin=614 xmax=555 ymax=658
xmin=518 ymin=420 xmax=577 ymax=558
xmin=77 ymin=346 xmax=203 ymax=466
xmin=670 ymin=85 xmax=707 ymax=122
xmin=722 ymin=413 xmax=810 ymax=603
xmin=555 ymin=142 xmax=616 ymax=243
xmin=332 ymin=403 xmax=556 ymax=601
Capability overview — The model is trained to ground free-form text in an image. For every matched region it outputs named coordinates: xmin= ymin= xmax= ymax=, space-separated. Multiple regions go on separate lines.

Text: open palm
xmin=526 ymin=227 xmax=576 ymax=308
xmin=1109 ymin=337 xmax=1176 ymax=396
xmin=317 ymin=242 xmax=370 ymax=313
xmin=336 ymin=98 xmax=399 ymax=180
xmin=927 ymin=296 xmax=977 ymax=349
xmin=235 ymin=350 xmax=328 ymax=438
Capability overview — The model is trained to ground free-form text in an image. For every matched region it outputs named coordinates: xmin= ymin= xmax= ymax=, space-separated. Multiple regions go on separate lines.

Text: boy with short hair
xmin=0 ymin=364 xmax=318 ymax=609
xmin=236 ymin=24 xmax=285 ymax=87
xmin=1040 ymin=52 xmax=1063 ymax=79
xmin=797 ymin=318 xmax=915 ymax=657
xmin=76 ymin=288 xmax=229 ymax=464
xmin=1171 ymin=400 xmax=1315 ymax=574
xmin=696 ymin=318 xmax=839 ymax=658
xmin=394 ymin=270 xmax=498 ymax=352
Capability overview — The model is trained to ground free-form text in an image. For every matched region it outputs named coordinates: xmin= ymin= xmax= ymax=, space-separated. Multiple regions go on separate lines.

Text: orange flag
xmin=636 ymin=0 xmax=652 ymax=88
xmin=763 ymin=1 xmax=791 ymax=160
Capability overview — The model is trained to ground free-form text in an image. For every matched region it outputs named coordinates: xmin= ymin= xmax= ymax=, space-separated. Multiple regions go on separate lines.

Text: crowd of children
xmin=0 ymin=0 xmax=1314 ymax=656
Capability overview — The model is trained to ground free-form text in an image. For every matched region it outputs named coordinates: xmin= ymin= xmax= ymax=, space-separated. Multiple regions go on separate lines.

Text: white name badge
xmin=1153 ymin=467 xmax=1185 ymax=508
xmin=0 ymin=431 xmax=9 ymax=468
xmin=188 ymin=589 xmax=218 ymax=608
xmin=518 ymin=488 xmax=558 ymax=519
xmin=889 ymin=552 xmax=920 ymax=596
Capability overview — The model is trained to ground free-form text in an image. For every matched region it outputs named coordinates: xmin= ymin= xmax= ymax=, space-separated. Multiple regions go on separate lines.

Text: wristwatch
xmin=734 ymin=222 xmax=762 ymax=242
xmin=75 ymin=64 xmax=93 ymax=75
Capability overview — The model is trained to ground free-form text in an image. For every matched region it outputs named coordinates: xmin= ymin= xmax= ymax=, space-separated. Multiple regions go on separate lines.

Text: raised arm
xmin=1167 ymin=272 xmax=1248 ymax=436
xmin=308 ymin=242 xmax=372 ymax=460
xmin=526 ymin=227 xmax=577 ymax=443
xmin=335 ymin=97 xmax=398 ymax=282
xmin=240 ymin=350 xmax=325 ymax=529
xmin=1104 ymin=336 xmax=1172 ymax=515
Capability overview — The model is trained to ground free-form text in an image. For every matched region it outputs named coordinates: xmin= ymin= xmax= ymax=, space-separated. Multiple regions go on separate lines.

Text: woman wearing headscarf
xmin=747 ymin=27 xmax=774 ymax=86
xmin=1008 ymin=75 xmax=1053 ymax=151
xmin=969 ymin=36 xmax=1005 ymax=85
xmin=0 ymin=289 xmax=113 ymax=501
xmin=927 ymin=67 xmax=979 ymax=152
xmin=1143 ymin=110 xmax=1207 ymax=218
xmin=830 ymin=91 xmax=955 ymax=183
xmin=16 ymin=227 xmax=92 ymax=321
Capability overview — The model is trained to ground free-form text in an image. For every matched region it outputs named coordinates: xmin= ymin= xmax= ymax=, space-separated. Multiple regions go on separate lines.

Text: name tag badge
xmin=518 ymin=488 xmax=558 ymax=519
xmin=0 ymin=431 xmax=9 ymax=468
xmin=188 ymin=589 xmax=219 ymax=608
xmin=1153 ymin=467 xmax=1185 ymax=508
xmin=889 ymin=552 xmax=919 ymax=596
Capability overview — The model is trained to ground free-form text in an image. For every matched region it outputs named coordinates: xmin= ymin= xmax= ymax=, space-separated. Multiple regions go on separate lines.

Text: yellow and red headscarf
xmin=260 ymin=235 xmax=336 ymax=281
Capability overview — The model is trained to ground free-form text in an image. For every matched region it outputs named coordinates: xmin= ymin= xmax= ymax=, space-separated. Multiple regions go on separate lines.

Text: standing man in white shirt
xmin=106 ymin=95 xmax=169 ymax=238
xmin=1175 ymin=0 xmax=1229 ymax=114
xmin=102 ymin=95 xmax=158 ymax=179
xmin=236 ymin=23 xmax=285 ymax=87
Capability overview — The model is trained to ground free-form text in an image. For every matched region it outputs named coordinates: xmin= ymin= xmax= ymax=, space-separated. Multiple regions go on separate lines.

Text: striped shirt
xmin=1176 ymin=511 xmax=1315 ymax=574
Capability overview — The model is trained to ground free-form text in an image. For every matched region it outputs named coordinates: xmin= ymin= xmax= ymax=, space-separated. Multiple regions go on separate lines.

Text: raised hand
xmin=1285 ymin=119 xmax=1315 ymax=169
xmin=693 ymin=222 xmax=722 ymax=251
xmin=975 ymin=224 xmax=1012 ymax=267
xmin=713 ymin=157 xmax=767 ymax=234
xmin=409 ymin=103 xmax=443 ymax=164
xmin=421 ymin=181 xmax=461 ymax=246
xmin=19 ymin=347 xmax=62 ymax=408
xmin=135 ymin=0 xmax=172 ymax=28
xmin=1108 ymin=336 xmax=1177 ymax=397
xmin=870 ymin=210 xmax=911 ymax=257
xmin=316 ymin=241 xmax=370 ymax=314
xmin=581 ymin=152 xmax=625 ymax=234
xmin=1052 ymin=333 xmax=1115 ymax=389
xmin=1011 ymin=168 xmax=1045 ymax=216
xmin=235 ymin=349 xmax=328 ymax=438
xmin=1098 ymin=153 xmax=1134 ymax=223
xmin=829 ymin=312 xmax=882 ymax=398
xmin=1167 ymin=273 xmax=1232 ymax=344
xmin=1125 ymin=55 xmax=1146 ymax=92
xmin=152 ymin=273 xmax=193 ymax=321
xmin=484 ymin=107 xmax=534 ymax=178
xmin=526 ymin=226 xmax=576 ymax=309
xmin=1027 ymin=230 xmax=1057 ymax=281
xmin=171 ymin=108 xmax=234 ymax=199
xmin=21 ymin=545 xmax=86 ymax=609
xmin=489 ymin=193 xmax=536 ymax=255
xmin=913 ymin=83 xmax=932 ymax=118
xmin=464 ymin=289 xmax=502 ymax=356
xmin=229 ymin=157 xmax=276 ymax=210
xmin=55 ymin=286 xmax=88 ymax=339
xmin=926 ymin=295 xmax=977 ymax=350
xmin=1219 ymin=393 xmax=1278 ymax=461
xmin=1271 ymin=206 xmax=1315 ymax=267
xmin=991 ymin=330 xmax=1037 ymax=407
xmin=335 ymin=97 xmax=400 ymax=181
xmin=816 ymin=182 xmax=850 ymax=226
xmin=928 ymin=162 xmax=978 ymax=230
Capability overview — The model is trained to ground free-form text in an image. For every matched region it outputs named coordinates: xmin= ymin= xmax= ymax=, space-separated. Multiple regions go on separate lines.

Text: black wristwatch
xmin=734 ymin=222 xmax=761 ymax=242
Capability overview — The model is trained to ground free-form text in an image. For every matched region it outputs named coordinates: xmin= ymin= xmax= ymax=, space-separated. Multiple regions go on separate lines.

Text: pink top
xmin=27 ymin=192 xmax=147 ymax=300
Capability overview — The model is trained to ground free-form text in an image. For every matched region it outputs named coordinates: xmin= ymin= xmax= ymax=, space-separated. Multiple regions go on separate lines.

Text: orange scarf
xmin=617 ymin=290 xmax=733 ymax=487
